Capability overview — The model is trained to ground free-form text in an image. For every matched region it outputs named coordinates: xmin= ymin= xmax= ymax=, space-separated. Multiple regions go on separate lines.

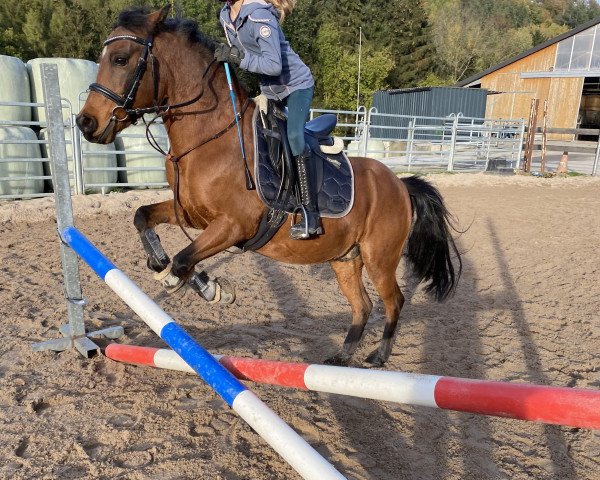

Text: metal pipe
xmin=63 ymin=227 xmax=345 ymax=480
xmin=71 ymin=113 xmax=84 ymax=195
xmin=107 ymin=344 xmax=600 ymax=430
xmin=447 ymin=116 xmax=459 ymax=172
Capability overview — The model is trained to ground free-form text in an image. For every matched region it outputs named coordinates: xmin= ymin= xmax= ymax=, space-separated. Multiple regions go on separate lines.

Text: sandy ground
xmin=0 ymin=172 xmax=599 ymax=480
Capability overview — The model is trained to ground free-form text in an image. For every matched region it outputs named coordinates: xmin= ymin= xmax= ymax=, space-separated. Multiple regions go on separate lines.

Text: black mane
xmin=115 ymin=7 xmax=217 ymax=52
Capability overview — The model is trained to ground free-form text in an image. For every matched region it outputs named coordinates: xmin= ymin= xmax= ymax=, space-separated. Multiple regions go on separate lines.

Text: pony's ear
xmin=147 ymin=5 xmax=171 ymax=31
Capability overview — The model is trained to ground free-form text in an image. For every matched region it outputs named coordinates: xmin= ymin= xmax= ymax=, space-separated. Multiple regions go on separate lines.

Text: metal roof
xmin=456 ymin=16 xmax=600 ymax=87
xmin=378 ymin=86 xmax=469 ymax=95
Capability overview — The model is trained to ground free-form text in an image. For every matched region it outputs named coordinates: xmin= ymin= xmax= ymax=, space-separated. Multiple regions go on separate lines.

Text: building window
xmin=571 ymin=32 xmax=594 ymax=69
xmin=555 ymin=25 xmax=599 ymax=71
xmin=591 ymin=29 xmax=600 ymax=68
xmin=555 ymin=36 xmax=573 ymax=70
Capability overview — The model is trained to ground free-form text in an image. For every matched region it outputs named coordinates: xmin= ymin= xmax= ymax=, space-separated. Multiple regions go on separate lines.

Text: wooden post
xmin=541 ymin=100 xmax=548 ymax=174
xmin=522 ymin=98 xmax=539 ymax=173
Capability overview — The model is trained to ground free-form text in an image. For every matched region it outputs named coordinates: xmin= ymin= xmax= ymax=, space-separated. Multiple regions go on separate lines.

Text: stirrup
xmin=290 ymin=205 xmax=322 ymax=240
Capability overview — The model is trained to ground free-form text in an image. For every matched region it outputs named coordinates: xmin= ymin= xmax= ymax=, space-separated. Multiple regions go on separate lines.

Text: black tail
xmin=401 ymin=176 xmax=462 ymax=302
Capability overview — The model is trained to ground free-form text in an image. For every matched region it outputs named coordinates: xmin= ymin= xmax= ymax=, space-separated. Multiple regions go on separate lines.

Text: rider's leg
xmin=285 ymin=87 xmax=322 ymax=239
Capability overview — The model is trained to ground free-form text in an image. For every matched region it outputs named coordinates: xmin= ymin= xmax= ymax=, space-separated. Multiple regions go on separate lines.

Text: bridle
xmin=88 ymin=33 xmax=212 ymax=143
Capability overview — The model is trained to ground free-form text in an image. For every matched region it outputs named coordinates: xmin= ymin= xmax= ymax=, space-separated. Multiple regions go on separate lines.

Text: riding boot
xmin=290 ymin=145 xmax=322 ymax=240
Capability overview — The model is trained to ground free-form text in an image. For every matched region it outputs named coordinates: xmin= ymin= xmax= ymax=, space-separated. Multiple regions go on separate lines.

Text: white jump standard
xmin=36 ymin=64 xmax=344 ymax=479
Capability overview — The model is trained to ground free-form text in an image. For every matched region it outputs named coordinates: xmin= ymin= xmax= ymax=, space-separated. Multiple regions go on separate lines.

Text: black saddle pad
xmin=252 ymin=109 xmax=354 ymax=218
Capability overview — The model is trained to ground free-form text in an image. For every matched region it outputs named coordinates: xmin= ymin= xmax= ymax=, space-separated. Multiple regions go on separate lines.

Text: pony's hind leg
xmin=362 ymin=248 xmax=405 ymax=367
xmin=325 ymin=255 xmax=373 ymax=366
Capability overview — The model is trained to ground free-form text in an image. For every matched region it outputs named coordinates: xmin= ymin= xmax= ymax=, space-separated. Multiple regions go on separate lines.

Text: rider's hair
xmin=264 ymin=0 xmax=296 ymax=22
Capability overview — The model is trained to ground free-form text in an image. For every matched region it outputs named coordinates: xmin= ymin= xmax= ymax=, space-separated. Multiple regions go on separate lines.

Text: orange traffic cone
xmin=556 ymin=151 xmax=569 ymax=174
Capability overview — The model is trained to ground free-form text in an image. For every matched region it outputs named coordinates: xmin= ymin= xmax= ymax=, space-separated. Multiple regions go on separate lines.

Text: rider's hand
xmin=214 ymin=43 xmax=244 ymax=66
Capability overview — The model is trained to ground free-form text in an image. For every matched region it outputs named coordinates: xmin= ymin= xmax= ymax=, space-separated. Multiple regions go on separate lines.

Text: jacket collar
xmin=221 ymin=0 xmax=275 ymax=31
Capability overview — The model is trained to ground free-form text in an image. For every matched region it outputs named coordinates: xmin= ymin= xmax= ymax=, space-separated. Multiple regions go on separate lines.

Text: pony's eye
xmin=114 ymin=57 xmax=129 ymax=67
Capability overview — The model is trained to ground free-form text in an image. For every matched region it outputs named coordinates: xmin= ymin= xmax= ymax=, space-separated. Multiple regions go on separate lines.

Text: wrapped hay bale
xmin=0 ymin=55 xmax=32 ymax=123
xmin=365 ymin=139 xmax=386 ymax=160
xmin=39 ymin=128 xmax=117 ymax=194
xmin=346 ymin=140 xmax=362 ymax=157
xmin=0 ymin=127 xmax=44 ymax=197
xmin=115 ymin=123 xmax=168 ymax=188
xmin=27 ymin=58 xmax=98 ymax=123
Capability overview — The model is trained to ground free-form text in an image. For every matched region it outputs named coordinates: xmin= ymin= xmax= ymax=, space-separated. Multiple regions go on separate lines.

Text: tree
xmin=22 ymin=5 xmax=52 ymax=57
xmin=314 ymin=22 xmax=393 ymax=109
xmin=531 ymin=22 xmax=569 ymax=45
xmin=429 ymin=0 xmax=558 ymax=83
xmin=559 ymin=0 xmax=600 ymax=27
xmin=175 ymin=0 xmax=225 ymax=40
xmin=282 ymin=0 xmax=322 ymax=70
xmin=0 ymin=0 xmax=598 ymax=105
xmin=363 ymin=0 xmax=434 ymax=88
xmin=429 ymin=1 xmax=485 ymax=82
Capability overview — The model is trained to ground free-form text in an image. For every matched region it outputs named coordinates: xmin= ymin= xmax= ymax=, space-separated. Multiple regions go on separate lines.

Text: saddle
xmin=240 ymin=100 xmax=354 ymax=251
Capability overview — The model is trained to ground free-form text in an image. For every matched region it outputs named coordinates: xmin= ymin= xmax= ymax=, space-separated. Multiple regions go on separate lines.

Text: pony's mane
xmin=114 ymin=7 xmax=256 ymax=95
xmin=115 ymin=7 xmax=217 ymax=52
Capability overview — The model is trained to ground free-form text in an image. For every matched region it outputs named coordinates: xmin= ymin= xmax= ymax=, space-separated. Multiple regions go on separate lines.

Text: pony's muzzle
xmin=76 ymin=113 xmax=98 ymax=138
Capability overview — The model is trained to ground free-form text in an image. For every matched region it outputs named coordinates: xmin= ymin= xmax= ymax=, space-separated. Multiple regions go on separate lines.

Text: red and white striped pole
xmin=105 ymin=344 xmax=600 ymax=430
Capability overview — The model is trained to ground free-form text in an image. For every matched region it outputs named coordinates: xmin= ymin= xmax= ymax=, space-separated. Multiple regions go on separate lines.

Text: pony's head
xmin=76 ymin=6 xmax=172 ymax=143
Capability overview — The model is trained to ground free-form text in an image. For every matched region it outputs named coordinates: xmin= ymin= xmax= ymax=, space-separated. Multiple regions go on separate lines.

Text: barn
xmin=457 ymin=17 xmax=600 ymax=139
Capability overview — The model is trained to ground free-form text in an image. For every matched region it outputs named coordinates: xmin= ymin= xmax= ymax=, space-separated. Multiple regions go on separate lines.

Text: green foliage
xmin=417 ymin=72 xmax=454 ymax=87
xmin=427 ymin=0 xmax=589 ymax=82
xmin=0 ymin=0 xmax=598 ymax=107
xmin=314 ymin=22 xmax=394 ymax=109
xmin=559 ymin=0 xmax=600 ymax=27
xmin=175 ymin=0 xmax=224 ymax=39
xmin=362 ymin=0 xmax=434 ymax=87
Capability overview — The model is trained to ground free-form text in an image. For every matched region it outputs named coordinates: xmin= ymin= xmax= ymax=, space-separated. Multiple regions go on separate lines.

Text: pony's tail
xmin=401 ymin=176 xmax=462 ymax=302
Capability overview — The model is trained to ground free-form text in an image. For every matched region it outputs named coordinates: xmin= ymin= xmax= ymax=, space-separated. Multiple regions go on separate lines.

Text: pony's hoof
xmin=217 ymin=278 xmax=236 ymax=305
xmin=153 ymin=264 xmax=185 ymax=294
xmin=207 ymin=278 xmax=236 ymax=305
xmin=365 ymin=350 xmax=387 ymax=367
xmin=324 ymin=352 xmax=351 ymax=366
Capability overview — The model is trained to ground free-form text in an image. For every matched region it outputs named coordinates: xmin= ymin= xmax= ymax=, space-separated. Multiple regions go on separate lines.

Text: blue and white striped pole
xmin=61 ymin=226 xmax=344 ymax=480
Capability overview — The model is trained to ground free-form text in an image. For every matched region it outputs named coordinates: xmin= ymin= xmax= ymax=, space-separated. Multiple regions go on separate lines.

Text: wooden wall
xmin=480 ymin=44 xmax=583 ymax=139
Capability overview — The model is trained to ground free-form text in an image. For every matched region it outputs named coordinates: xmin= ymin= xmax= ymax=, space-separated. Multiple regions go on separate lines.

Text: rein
xmin=162 ymin=98 xmax=251 ymax=242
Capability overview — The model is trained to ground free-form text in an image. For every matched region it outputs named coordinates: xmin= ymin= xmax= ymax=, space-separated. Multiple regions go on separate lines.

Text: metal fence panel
xmin=0 ymin=99 xmax=72 ymax=200
xmin=362 ymin=111 xmax=525 ymax=172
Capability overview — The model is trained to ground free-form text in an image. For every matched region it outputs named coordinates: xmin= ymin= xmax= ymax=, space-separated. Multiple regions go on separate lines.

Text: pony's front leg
xmin=133 ymin=201 xmax=228 ymax=303
xmin=134 ymin=200 xmax=181 ymax=272
xmin=168 ymin=217 xmax=247 ymax=304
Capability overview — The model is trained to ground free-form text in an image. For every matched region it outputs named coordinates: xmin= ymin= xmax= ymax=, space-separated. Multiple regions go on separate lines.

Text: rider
xmin=215 ymin=0 xmax=322 ymax=240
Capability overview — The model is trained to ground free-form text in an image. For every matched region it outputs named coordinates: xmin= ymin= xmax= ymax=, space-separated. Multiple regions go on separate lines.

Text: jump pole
xmin=59 ymin=227 xmax=345 ymax=480
xmin=106 ymin=344 xmax=600 ymax=430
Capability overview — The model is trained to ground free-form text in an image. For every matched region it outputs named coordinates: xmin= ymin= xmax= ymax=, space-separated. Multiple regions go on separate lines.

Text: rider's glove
xmin=214 ymin=44 xmax=244 ymax=66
